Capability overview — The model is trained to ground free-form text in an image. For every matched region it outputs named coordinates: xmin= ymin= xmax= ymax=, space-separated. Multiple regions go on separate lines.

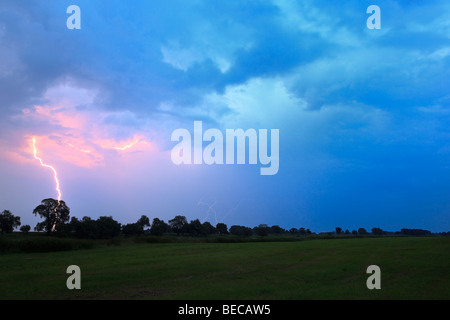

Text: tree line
xmin=0 ymin=198 xmax=446 ymax=239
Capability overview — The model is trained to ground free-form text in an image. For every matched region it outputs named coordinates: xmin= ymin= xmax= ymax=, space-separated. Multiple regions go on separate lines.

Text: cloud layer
xmin=0 ymin=0 xmax=449 ymax=231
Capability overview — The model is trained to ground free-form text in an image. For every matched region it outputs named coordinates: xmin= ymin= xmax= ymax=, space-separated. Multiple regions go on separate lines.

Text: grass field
xmin=0 ymin=236 xmax=449 ymax=300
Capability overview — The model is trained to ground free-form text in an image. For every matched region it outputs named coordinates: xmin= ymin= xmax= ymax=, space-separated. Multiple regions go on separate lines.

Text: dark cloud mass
xmin=0 ymin=0 xmax=449 ymax=232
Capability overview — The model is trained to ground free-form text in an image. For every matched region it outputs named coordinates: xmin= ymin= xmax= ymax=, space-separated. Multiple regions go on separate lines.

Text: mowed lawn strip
xmin=0 ymin=237 xmax=448 ymax=299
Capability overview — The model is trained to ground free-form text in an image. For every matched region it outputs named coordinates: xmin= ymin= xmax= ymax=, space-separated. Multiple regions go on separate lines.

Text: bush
xmin=20 ymin=225 xmax=31 ymax=234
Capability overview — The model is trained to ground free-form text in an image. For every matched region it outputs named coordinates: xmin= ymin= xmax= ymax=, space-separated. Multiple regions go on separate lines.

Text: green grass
xmin=0 ymin=236 xmax=448 ymax=299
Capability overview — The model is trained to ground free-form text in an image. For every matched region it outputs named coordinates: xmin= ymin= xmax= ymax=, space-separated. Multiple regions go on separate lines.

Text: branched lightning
xmin=198 ymin=199 xmax=218 ymax=224
xmin=221 ymin=199 xmax=242 ymax=222
xmin=198 ymin=199 xmax=242 ymax=224
xmin=67 ymin=143 xmax=91 ymax=154
xmin=114 ymin=139 xmax=139 ymax=151
xmin=32 ymin=137 xmax=61 ymax=231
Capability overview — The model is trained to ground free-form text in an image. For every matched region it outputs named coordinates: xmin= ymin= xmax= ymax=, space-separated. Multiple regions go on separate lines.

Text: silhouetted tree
xmin=216 ymin=223 xmax=228 ymax=235
xmin=229 ymin=225 xmax=253 ymax=237
xmin=187 ymin=219 xmax=203 ymax=236
xmin=298 ymin=227 xmax=306 ymax=235
xmin=344 ymin=229 xmax=350 ymax=235
xmin=137 ymin=215 xmax=150 ymax=229
xmin=358 ymin=228 xmax=368 ymax=235
xmin=20 ymin=225 xmax=31 ymax=234
xmin=271 ymin=225 xmax=285 ymax=234
xmin=122 ymin=223 xmax=143 ymax=236
xmin=33 ymin=199 xmax=70 ymax=234
xmin=400 ymin=228 xmax=431 ymax=236
xmin=351 ymin=230 xmax=358 ymax=235
xmin=169 ymin=215 xmax=188 ymax=235
xmin=150 ymin=218 xmax=169 ymax=236
xmin=289 ymin=228 xmax=298 ymax=235
xmin=335 ymin=227 xmax=342 ymax=235
xmin=371 ymin=227 xmax=383 ymax=235
xmin=202 ymin=221 xmax=216 ymax=235
xmin=66 ymin=216 xmax=120 ymax=239
xmin=122 ymin=215 xmax=151 ymax=236
xmin=69 ymin=216 xmax=95 ymax=238
xmin=0 ymin=210 xmax=21 ymax=234
xmin=95 ymin=216 xmax=121 ymax=239
xmin=306 ymin=229 xmax=312 ymax=235
xmin=254 ymin=224 xmax=270 ymax=236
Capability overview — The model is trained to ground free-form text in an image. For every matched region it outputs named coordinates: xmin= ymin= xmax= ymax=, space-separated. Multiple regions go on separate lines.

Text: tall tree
xmin=122 ymin=215 xmax=151 ymax=236
xmin=95 ymin=216 xmax=121 ymax=239
xmin=358 ymin=227 xmax=368 ymax=235
xmin=169 ymin=215 xmax=188 ymax=235
xmin=271 ymin=225 xmax=285 ymax=234
xmin=202 ymin=221 xmax=216 ymax=235
xmin=187 ymin=219 xmax=203 ymax=236
xmin=216 ymin=223 xmax=228 ymax=235
xmin=150 ymin=218 xmax=169 ymax=236
xmin=229 ymin=225 xmax=253 ymax=237
xmin=137 ymin=215 xmax=150 ymax=229
xmin=371 ymin=227 xmax=383 ymax=235
xmin=33 ymin=198 xmax=70 ymax=234
xmin=0 ymin=210 xmax=21 ymax=234
xmin=254 ymin=224 xmax=270 ymax=236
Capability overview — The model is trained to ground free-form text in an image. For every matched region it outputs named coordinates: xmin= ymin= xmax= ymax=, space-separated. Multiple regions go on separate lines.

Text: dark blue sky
xmin=0 ymin=0 xmax=449 ymax=232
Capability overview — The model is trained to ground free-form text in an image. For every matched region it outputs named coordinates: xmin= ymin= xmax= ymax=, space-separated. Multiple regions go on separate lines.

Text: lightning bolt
xmin=67 ymin=143 xmax=91 ymax=154
xmin=221 ymin=199 xmax=242 ymax=222
xmin=114 ymin=139 xmax=139 ymax=151
xmin=198 ymin=199 xmax=218 ymax=224
xmin=32 ymin=137 xmax=62 ymax=231
xmin=198 ymin=199 xmax=242 ymax=224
